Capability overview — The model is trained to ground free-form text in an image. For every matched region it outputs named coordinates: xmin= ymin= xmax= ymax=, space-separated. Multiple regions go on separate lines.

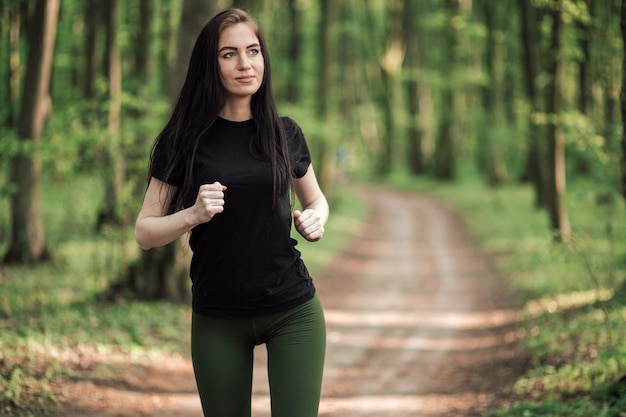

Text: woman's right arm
xmin=135 ymin=177 xmax=226 ymax=250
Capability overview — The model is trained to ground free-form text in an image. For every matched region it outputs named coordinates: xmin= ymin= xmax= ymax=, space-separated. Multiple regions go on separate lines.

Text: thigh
xmin=191 ymin=312 xmax=255 ymax=417
xmin=264 ymin=296 xmax=326 ymax=417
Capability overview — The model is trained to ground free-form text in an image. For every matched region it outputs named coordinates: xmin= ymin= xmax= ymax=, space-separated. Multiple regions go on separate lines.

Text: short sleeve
xmin=150 ymin=127 xmax=183 ymax=186
xmin=282 ymin=117 xmax=311 ymax=179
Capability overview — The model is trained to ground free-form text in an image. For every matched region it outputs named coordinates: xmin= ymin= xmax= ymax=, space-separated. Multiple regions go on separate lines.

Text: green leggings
xmin=191 ymin=295 xmax=326 ymax=417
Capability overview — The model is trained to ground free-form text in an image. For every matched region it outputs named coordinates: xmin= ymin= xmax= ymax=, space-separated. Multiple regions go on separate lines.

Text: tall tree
xmin=377 ymin=0 xmax=404 ymax=176
xmin=134 ymin=0 xmax=155 ymax=86
xmin=168 ymin=0 xmax=223 ymax=98
xmin=284 ymin=0 xmax=302 ymax=103
xmin=402 ymin=0 xmax=425 ymax=175
xmin=620 ymin=0 xmax=626 ymax=204
xmin=83 ymin=0 xmax=101 ymax=101
xmin=519 ymin=0 xmax=548 ymax=208
xmin=2 ymin=2 xmax=22 ymax=128
xmin=576 ymin=0 xmax=591 ymax=115
xmin=544 ymin=0 xmax=572 ymax=242
xmin=120 ymin=0 xmax=221 ymax=301
xmin=313 ymin=0 xmax=336 ymax=197
xmin=97 ymin=0 xmax=125 ymax=228
xmin=476 ymin=0 xmax=507 ymax=185
xmin=4 ymin=0 xmax=60 ymax=263
xmin=433 ymin=0 xmax=459 ymax=180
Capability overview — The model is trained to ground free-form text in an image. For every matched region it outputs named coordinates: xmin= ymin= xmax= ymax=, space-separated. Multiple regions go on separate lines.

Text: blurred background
xmin=0 ymin=0 xmax=625 ymax=416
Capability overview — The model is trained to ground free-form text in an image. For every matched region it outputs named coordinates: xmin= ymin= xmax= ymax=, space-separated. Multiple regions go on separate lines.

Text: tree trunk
xmin=134 ymin=0 xmax=154 ymax=86
xmin=97 ymin=0 xmax=125 ymax=228
xmin=111 ymin=241 xmax=190 ymax=302
xmin=120 ymin=0 xmax=221 ymax=302
xmin=377 ymin=0 xmax=404 ymax=176
xmin=3 ymin=4 xmax=21 ymax=128
xmin=434 ymin=0 xmax=458 ymax=180
xmin=317 ymin=0 xmax=331 ymax=121
xmin=314 ymin=0 xmax=335 ymax=199
xmin=168 ymin=0 xmax=221 ymax=98
xmin=519 ymin=0 xmax=548 ymax=208
xmin=403 ymin=0 xmax=425 ymax=175
xmin=620 ymin=0 xmax=626 ymax=204
xmin=4 ymin=0 xmax=59 ymax=264
xmin=476 ymin=0 xmax=507 ymax=186
xmin=577 ymin=0 xmax=591 ymax=115
xmin=545 ymin=0 xmax=571 ymax=243
xmin=285 ymin=0 xmax=301 ymax=103
xmin=83 ymin=0 xmax=100 ymax=101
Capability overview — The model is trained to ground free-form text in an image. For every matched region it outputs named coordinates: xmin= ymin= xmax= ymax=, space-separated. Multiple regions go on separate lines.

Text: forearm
xmin=135 ymin=207 xmax=198 ymax=250
xmin=135 ymin=179 xmax=226 ymax=250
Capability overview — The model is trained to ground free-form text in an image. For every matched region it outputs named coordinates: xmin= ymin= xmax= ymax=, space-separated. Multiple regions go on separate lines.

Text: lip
xmin=235 ymin=76 xmax=256 ymax=83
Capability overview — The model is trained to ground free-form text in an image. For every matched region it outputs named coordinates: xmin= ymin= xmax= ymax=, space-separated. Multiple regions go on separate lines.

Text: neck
xmin=219 ymin=98 xmax=253 ymax=121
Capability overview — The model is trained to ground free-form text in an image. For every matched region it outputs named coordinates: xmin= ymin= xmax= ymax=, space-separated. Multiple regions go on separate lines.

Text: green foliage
xmin=486 ymin=397 xmax=618 ymax=417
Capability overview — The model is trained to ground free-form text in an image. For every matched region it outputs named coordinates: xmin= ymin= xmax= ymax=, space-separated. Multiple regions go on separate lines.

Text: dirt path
xmin=60 ymin=186 xmax=525 ymax=417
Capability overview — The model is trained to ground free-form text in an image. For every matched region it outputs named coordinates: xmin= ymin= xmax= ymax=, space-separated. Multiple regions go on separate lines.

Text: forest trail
xmin=60 ymin=186 xmax=526 ymax=417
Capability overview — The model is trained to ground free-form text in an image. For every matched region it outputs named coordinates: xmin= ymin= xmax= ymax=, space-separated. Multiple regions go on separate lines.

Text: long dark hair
xmin=150 ymin=8 xmax=291 ymax=213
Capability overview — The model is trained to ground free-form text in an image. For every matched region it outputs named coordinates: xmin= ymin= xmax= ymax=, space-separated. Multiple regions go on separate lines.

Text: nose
xmin=237 ymin=54 xmax=251 ymax=70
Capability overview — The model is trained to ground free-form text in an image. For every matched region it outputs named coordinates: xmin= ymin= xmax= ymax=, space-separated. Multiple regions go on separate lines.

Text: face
xmin=217 ymin=23 xmax=264 ymax=101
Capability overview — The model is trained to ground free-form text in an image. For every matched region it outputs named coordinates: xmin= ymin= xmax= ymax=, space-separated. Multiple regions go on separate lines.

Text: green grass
xmin=379 ymin=167 xmax=626 ymax=417
xmin=0 ymin=175 xmax=367 ymax=416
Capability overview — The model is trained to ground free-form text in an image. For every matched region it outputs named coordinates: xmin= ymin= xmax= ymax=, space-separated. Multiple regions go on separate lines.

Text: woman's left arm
xmin=292 ymin=164 xmax=329 ymax=242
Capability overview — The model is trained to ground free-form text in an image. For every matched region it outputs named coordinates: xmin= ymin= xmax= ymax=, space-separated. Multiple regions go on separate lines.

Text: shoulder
xmin=153 ymin=124 xmax=178 ymax=152
xmin=280 ymin=116 xmax=305 ymax=142
xmin=280 ymin=116 xmax=299 ymax=133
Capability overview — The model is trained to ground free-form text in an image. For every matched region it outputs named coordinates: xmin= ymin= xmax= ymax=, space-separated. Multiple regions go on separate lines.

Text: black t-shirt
xmin=151 ymin=117 xmax=315 ymax=317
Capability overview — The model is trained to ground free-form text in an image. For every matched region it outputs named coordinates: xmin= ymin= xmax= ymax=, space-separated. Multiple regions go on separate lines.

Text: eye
xmin=222 ymin=51 xmax=235 ymax=58
xmin=248 ymin=48 xmax=260 ymax=56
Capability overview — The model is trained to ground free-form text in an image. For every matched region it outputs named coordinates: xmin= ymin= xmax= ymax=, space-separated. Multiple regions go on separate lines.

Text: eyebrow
xmin=218 ymin=43 xmax=260 ymax=53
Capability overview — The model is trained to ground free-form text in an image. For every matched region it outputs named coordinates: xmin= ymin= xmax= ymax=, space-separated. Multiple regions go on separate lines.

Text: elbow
xmin=137 ymin=241 xmax=153 ymax=251
xmin=134 ymin=223 xmax=154 ymax=251
xmin=135 ymin=234 xmax=152 ymax=251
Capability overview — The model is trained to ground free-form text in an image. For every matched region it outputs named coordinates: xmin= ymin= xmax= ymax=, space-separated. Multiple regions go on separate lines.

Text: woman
xmin=135 ymin=8 xmax=328 ymax=417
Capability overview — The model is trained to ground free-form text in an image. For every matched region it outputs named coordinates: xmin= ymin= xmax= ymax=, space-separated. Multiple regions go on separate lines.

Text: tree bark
xmin=519 ymin=0 xmax=548 ymax=208
xmin=377 ymin=0 xmax=404 ymax=176
xmin=545 ymin=0 xmax=571 ymax=243
xmin=403 ymin=0 xmax=425 ymax=175
xmin=313 ymin=0 xmax=335 ymax=199
xmin=4 ymin=0 xmax=59 ymax=264
xmin=285 ymin=0 xmax=302 ymax=103
xmin=119 ymin=0 xmax=221 ymax=302
xmin=3 ymin=4 xmax=21 ymax=128
xmin=83 ymin=0 xmax=100 ymax=100
xmin=477 ymin=0 xmax=507 ymax=186
xmin=168 ymin=0 xmax=221 ymax=98
xmin=434 ymin=0 xmax=458 ymax=180
xmin=620 ymin=0 xmax=626 ymax=204
xmin=97 ymin=0 xmax=125 ymax=228
xmin=577 ymin=0 xmax=591 ymax=115
xmin=134 ymin=0 xmax=154 ymax=85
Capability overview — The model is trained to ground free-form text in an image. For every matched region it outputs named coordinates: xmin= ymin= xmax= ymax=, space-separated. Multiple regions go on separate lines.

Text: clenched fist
xmin=293 ymin=209 xmax=325 ymax=242
xmin=192 ymin=182 xmax=227 ymax=224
